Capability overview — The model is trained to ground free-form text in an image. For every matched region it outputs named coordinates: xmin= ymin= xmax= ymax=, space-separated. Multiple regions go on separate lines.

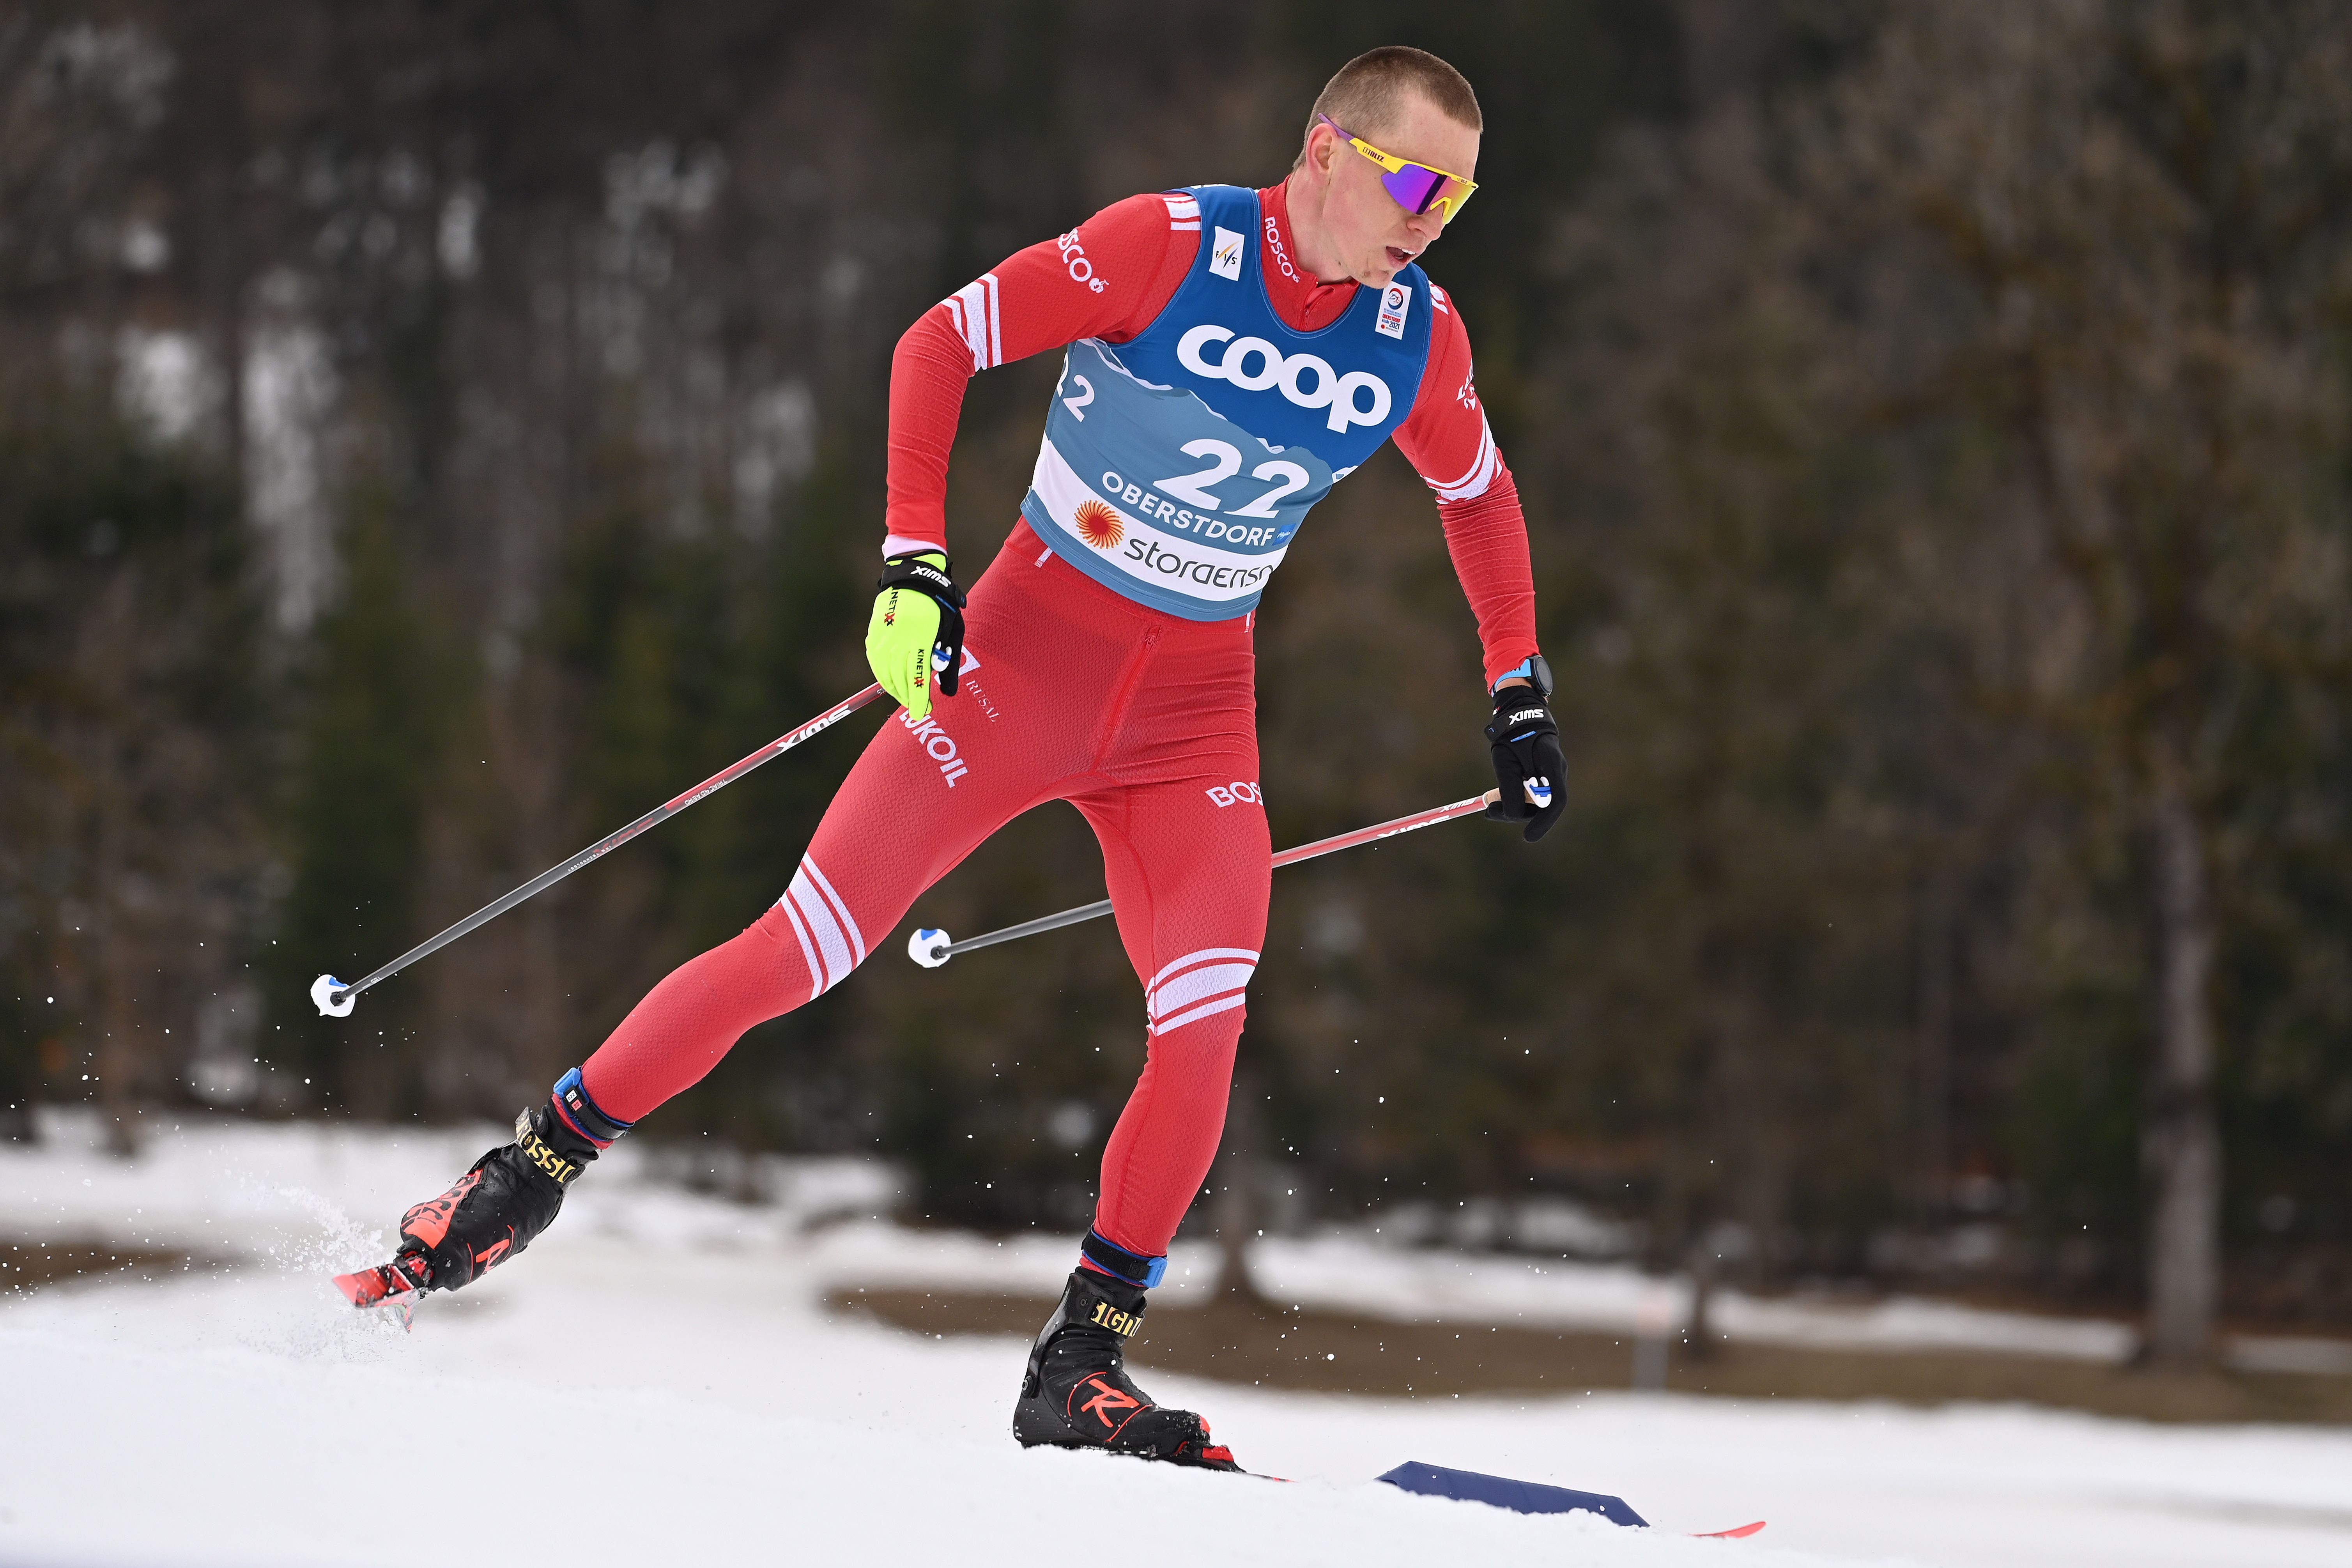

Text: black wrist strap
xmin=877 ymin=554 xmax=965 ymax=609
xmin=1490 ymin=652 xmax=1554 ymax=700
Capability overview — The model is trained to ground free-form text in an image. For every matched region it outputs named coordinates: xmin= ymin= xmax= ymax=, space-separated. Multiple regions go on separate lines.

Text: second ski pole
xmin=905 ymin=786 xmax=1508 ymax=967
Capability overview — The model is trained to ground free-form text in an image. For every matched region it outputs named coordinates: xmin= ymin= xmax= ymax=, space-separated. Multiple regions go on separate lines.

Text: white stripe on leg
xmin=801 ymin=856 xmax=867 ymax=965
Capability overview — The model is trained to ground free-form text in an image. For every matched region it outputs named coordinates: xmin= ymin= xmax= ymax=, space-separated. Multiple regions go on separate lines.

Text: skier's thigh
xmin=797 ymin=701 xmax=1047 ymax=961
xmin=1075 ymin=770 xmax=1271 ymax=1007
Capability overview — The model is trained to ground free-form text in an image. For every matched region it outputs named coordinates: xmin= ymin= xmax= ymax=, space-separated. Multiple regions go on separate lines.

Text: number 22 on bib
xmin=1021 ymin=185 xmax=1433 ymax=621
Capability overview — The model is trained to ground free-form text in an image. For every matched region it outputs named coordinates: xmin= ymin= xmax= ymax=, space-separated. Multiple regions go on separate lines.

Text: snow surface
xmin=3 ymin=1114 xmax=2350 ymax=1568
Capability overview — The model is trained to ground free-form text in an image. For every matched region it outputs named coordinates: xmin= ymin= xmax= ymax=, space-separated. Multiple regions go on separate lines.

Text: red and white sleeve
xmin=1391 ymin=286 xmax=1540 ymax=690
xmin=883 ymin=192 xmax=1200 ymax=557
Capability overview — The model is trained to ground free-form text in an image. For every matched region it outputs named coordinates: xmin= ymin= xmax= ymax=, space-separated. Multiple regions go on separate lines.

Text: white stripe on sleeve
xmin=943 ymin=294 xmax=970 ymax=367
xmin=1428 ymin=414 xmax=1501 ymax=503
xmin=943 ymin=274 xmax=1003 ymax=372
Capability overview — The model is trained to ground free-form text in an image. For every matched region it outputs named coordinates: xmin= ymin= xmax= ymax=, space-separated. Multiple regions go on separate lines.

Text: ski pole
xmin=312 ymin=683 xmax=889 ymax=1016
xmin=905 ymin=786 xmax=1507 ymax=967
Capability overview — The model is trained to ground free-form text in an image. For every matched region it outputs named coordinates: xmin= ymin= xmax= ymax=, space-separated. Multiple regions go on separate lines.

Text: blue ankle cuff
xmin=1079 ymin=1230 xmax=1167 ymax=1289
xmin=551 ymin=1067 xmax=633 ymax=1147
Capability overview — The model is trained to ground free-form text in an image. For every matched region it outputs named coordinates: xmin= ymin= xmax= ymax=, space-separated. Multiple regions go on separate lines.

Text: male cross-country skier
xmin=368 ymin=46 xmax=1561 ymax=1472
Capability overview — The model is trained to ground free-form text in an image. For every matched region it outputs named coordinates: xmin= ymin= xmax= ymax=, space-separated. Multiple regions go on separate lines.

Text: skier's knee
xmin=1144 ymin=947 xmax=1257 ymax=1038
xmin=775 ymin=854 xmax=872 ymax=998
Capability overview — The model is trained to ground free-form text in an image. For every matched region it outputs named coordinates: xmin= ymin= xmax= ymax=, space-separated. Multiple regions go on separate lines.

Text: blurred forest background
xmin=4 ymin=0 xmax=2350 ymax=1362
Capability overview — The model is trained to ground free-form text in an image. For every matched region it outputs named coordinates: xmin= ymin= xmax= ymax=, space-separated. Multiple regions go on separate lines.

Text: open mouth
xmin=1386 ymin=245 xmax=1418 ymax=267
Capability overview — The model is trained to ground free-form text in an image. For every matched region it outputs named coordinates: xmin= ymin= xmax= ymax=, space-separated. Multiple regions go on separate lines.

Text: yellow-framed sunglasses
xmin=1318 ymin=113 xmax=1479 ymax=225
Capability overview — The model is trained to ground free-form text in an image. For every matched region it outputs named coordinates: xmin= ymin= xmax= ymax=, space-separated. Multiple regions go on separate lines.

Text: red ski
xmin=331 ymin=1251 xmax=432 ymax=1329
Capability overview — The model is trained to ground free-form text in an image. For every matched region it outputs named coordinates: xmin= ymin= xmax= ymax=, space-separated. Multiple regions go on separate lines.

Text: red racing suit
xmin=579 ymin=181 xmax=1537 ymax=1262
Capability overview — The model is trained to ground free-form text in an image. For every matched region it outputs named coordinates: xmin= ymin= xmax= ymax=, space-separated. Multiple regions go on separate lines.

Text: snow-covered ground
xmin=3 ymin=1113 xmax=2349 ymax=1568
xmin=15 ymin=1110 xmax=2345 ymax=1372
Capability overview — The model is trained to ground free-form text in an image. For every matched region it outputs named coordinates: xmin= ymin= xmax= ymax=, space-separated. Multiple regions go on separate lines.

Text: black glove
xmin=1485 ymin=685 xmax=1566 ymax=842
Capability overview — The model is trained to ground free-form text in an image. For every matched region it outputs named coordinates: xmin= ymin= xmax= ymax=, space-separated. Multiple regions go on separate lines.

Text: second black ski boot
xmin=380 ymin=1067 xmax=629 ymax=1295
xmin=1012 ymin=1264 xmax=1240 ymax=1471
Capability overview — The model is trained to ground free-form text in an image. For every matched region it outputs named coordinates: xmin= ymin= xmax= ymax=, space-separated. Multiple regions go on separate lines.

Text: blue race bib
xmin=1021 ymin=185 xmax=1433 ymax=620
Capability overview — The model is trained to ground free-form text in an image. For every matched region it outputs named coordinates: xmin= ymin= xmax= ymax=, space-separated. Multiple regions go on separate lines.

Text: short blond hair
xmin=1295 ymin=46 xmax=1482 ymax=170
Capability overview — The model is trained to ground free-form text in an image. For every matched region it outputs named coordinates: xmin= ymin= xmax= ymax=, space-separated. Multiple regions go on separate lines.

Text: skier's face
xmin=1303 ymin=92 xmax=1480 ymax=289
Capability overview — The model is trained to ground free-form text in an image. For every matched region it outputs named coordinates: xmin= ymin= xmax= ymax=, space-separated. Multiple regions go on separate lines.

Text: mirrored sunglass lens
xmin=1380 ymin=164 xmax=1448 ymax=216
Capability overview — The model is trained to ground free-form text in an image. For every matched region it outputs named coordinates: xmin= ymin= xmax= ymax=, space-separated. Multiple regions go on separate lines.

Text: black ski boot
xmin=1012 ymin=1267 xmax=1240 ymax=1471
xmin=357 ymin=1069 xmax=628 ymax=1301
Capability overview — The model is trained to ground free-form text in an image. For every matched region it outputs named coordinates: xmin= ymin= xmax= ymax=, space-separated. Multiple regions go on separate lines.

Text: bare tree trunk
xmin=2145 ymin=776 xmax=2220 ymax=1369
xmin=1212 ymin=1069 xmax=1268 ymax=1304
xmin=90 ymin=578 xmax=141 ymax=1160
xmin=1683 ymin=1231 xmax=1720 ymax=1362
xmin=97 ymin=929 xmax=139 ymax=1159
xmin=1916 ymin=863 xmax=1956 ymax=1219
xmin=1212 ymin=1172 xmax=1257 ymax=1299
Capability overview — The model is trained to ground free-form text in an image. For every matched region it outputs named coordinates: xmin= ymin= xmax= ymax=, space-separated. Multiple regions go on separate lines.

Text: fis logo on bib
xmin=1209 ymin=227 xmax=1245 ymax=281
xmin=1376 ymin=282 xmax=1412 ymax=340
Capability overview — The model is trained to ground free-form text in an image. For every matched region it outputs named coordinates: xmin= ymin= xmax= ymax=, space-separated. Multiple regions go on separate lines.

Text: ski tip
xmin=332 ymin=1255 xmax=429 ymax=1316
xmin=1694 ymin=1521 xmax=1767 ymax=1540
xmin=332 ymin=1267 xmax=390 ymax=1308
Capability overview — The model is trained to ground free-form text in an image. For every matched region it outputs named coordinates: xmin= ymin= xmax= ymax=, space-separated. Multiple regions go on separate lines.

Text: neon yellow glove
xmin=865 ymin=551 xmax=965 ymax=720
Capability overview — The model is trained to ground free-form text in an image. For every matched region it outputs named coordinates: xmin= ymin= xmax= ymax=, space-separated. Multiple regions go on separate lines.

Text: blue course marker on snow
xmin=1377 ymin=1462 xmax=1649 ymax=1527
